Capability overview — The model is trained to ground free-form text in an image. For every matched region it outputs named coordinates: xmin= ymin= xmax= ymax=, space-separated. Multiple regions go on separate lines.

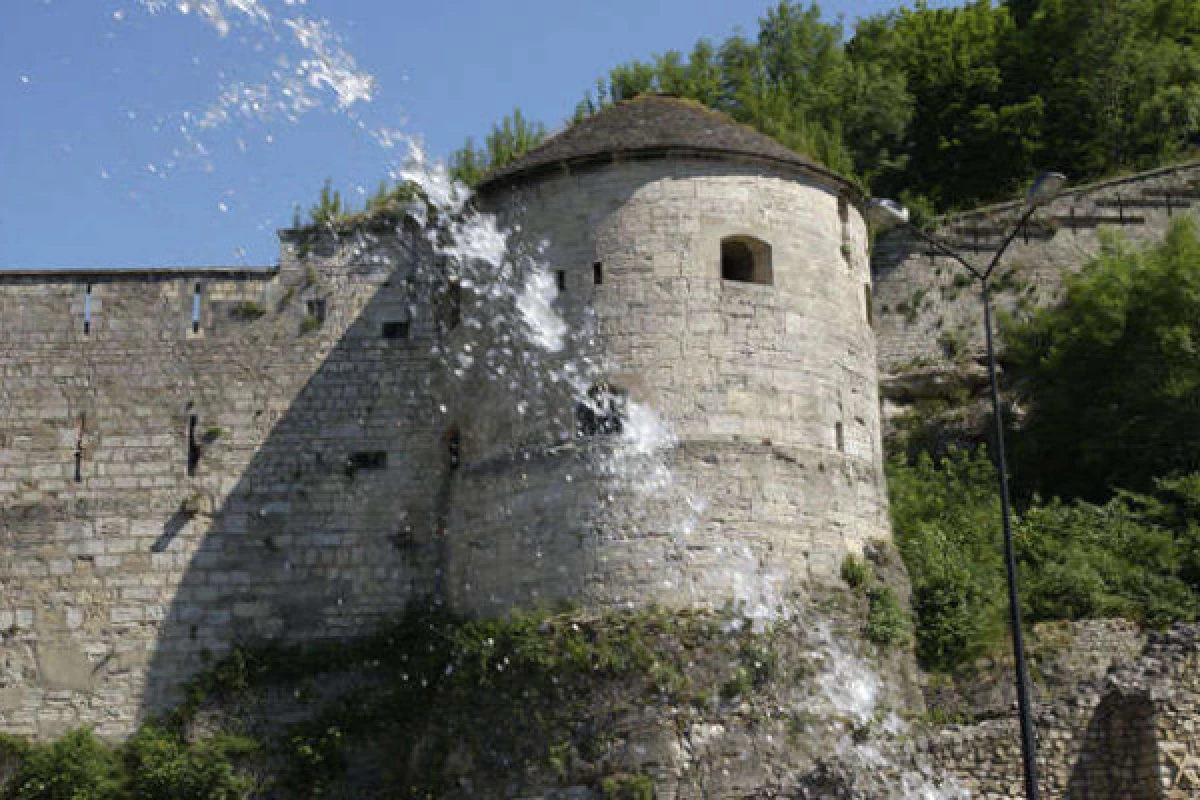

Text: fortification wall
xmin=921 ymin=623 xmax=1200 ymax=799
xmin=0 ymin=154 xmax=893 ymax=737
xmin=443 ymin=158 xmax=889 ymax=615
xmin=0 ymin=231 xmax=440 ymax=738
xmin=871 ymin=161 xmax=1200 ymax=391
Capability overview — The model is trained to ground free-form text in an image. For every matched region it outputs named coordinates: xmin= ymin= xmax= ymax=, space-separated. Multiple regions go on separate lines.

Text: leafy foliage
xmin=123 ymin=728 xmax=257 ymax=800
xmin=307 ymin=178 xmax=348 ymax=227
xmin=455 ymin=1 xmax=1197 ymax=211
xmin=0 ymin=727 xmax=256 ymax=800
xmin=601 ymin=774 xmax=655 ymax=800
xmin=1006 ymin=218 xmax=1200 ymax=501
xmin=865 ymin=586 xmax=912 ymax=647
xmin=840 ymin=553 xmax=872 ymax=590
xmin=571 ymin=3 xmax=909 ymax=183
xmin=888 ymin=449 xmax=1199 ymax=671
xmin=9 ymin=729 xmax=122 ymax=800
xmin=448 ymin=109 xmax=547 ymax=186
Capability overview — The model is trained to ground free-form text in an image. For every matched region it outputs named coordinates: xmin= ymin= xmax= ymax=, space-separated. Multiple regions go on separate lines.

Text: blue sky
xmin=1 ymin=0 xmax=955 ymax=269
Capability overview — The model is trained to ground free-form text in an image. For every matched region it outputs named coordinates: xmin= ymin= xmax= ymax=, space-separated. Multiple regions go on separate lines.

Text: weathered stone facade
xmin=0 ymin=98 xmax=887 ymax=737
xmin=448 ymin=157 xmax=887 ymax=615
xmin=0 ymin=241 xmax=443 ymax=737
xmin=871 ymin=160 xmax=1200 ymax=427
xmin=921 ymin=622 xmax=1200 ymax=799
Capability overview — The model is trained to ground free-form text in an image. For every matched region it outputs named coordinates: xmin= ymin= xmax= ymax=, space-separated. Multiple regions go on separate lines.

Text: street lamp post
xmin=870 ymin=172 xmax=1067 ymax=800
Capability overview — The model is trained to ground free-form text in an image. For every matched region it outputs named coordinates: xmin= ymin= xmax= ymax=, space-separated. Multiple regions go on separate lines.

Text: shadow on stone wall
xmin=136 ymin=244 xmax=449 ymax=721
xmin=1066 ymin=691 xmax=1158 ymax=800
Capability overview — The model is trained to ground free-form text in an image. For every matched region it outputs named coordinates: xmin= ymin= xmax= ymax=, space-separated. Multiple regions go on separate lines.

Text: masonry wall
xmin=447 ymin=158 xmax=890 ymax=615
xmin=921 ymin=623 xmax=1200 ymax=799
xmin=871 ymin=161 xmax=1200 ymax=389
xmin=0 ymin=229 xmax=440 ymax=738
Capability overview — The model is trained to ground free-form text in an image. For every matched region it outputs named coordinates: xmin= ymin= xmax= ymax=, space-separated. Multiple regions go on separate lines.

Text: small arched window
xmin=721 ymin=236 xmax=772 ymax=285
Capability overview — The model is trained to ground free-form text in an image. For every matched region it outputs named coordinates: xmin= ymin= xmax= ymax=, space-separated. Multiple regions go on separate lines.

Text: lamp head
xmin=1026 ymin=171 xmax=1068 ymax=210
xmin=868 ymin=198 xmax=910 ymax=230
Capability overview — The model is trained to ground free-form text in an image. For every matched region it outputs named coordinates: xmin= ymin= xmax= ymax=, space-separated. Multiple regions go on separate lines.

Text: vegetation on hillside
xmin=889 ymin=449 xmax=1200 ymax=671
xmin=891 ymin=220 xmax=1200 ymax=672
xmin=1005 ymin=218 xmax=1200 ymax=502
xmin=452 ymin=0 xmax=1199 ymax=211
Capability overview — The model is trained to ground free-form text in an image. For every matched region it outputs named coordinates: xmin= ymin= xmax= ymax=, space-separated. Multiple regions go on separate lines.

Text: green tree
xmin=568 ymin=2 xmax=911 ymax=184
xmin=889 ymin=448 xmax=1199 ymax=672
xmin=449 ymin=109 xmax=547 ymax=187
xmin=1006 ymin=218 xmax=1200 ymax=501
xmin=1018 ymin=0 xmax=1200 ymax=180
xmin=854 ymin=1 xmax=1042 ymax=209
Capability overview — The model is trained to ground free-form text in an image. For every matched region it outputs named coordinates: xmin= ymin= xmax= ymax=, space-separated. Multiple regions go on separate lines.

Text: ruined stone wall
xmin=871 ymin=161 xmax=1200 ymax=402
xmin=446 ymin=158 xmax=889 ymax=615
xmin=921 ymin=622 xmax=1200 ymax=799
xmin=0 ymin=230 xmax=440 ymax=738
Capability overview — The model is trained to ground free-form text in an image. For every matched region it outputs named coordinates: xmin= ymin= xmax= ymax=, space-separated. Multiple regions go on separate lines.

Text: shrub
xmin=281 ymin=726 xmax=347 ymax=796
xmin=308 ymin=179 xmax=349 ymax=227
xmin=124 ymin=727 xmax=255 ymax=800
xmin=300 ymin=313 xmax=322 ymax=335
xmin=10 ymin=729 xmax=121 ymax=800
xmin=937 ymin=328 xmax=969 ymax=360
xmin=230 ymin=301 xmax=266 ymax=320
xmin=601 ymin=774 xmax=655 ymax=800
xmin=865 ymin=586 xmax=911 ymax=647
xmin=888 ymin=448 xmax=1200 ymax=671
xmin=840 ymin=553 xmax=871 ymax=590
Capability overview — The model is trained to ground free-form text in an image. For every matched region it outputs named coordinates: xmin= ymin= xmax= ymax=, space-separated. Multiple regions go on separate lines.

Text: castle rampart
xmin=0 ymin=241 xmax=441 ymax=737
xmin=0 ymin=97 xmax=891 ymax=736
xmin=871 ymin=160 xmax=1200 ymax=390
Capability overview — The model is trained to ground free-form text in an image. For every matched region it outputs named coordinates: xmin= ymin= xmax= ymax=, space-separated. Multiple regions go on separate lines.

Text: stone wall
xmin=871 ymin=160 xmax=1200 ymax=420
xmin=0 ymin=155 xmax=889 ymax=737
xmin=454 ymin=157 xmax=889 ymax=614
xmin=921 ymin=622 xmax=1200 ymax=799
xmin=0 ymin=229 xmax=441 ymax=737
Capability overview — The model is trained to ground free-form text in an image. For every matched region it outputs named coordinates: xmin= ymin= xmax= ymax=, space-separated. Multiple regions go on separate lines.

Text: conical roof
xmin=477 ymin=94 xmax=857 ymax=196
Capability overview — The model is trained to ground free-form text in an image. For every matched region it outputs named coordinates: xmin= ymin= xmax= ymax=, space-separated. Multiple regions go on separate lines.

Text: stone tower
xmin=438 ymin=95 xmax=889 ymax=616
xmin=0 ymin=95 xmax=887 ymax=737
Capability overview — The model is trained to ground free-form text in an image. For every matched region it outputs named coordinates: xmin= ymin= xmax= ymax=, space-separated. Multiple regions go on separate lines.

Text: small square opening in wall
xmin=382 ymin=320 xmax=410 ymax=340
xmin=347 ymin=450 xmax=388 ymax=473
xmin=721 ymin=236 xmax=772 ymax=284
xmin=593 ymin=262 xmax=603 ymax=285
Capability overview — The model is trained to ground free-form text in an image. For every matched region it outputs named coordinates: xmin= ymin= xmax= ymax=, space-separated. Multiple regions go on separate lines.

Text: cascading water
xmin=92 ymin=3 xmax=967 ymax=795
